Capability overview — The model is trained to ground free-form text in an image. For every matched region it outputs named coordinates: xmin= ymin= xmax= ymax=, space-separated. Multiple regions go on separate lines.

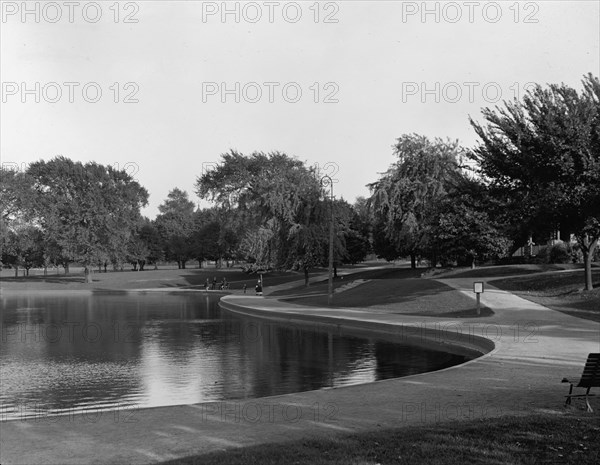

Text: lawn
xmin=435 ymin=263 xmax=584 ymax=279
xmin=158 ymin=412 xmax=600 ymax=465
xmin=0 ymin=266 xmax=323 ymax=292
xmin=279 ymin=267 xmax=492 ymax=318
xmin=490 ymin=268 xmax=600 ymax=322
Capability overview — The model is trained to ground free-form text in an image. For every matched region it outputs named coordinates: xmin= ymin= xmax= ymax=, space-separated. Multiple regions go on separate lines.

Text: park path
xmin=1 ymin=276 xmax=598 ymax=465
xmin=262 ymin=265 xmax=387 ymax=296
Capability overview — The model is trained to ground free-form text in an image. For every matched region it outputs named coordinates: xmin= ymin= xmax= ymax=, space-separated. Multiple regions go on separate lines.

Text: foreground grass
xmin=491 ymin=269 xmax=600 ymax=322
xmin=159 ymin=413 xmax=600 ymax=465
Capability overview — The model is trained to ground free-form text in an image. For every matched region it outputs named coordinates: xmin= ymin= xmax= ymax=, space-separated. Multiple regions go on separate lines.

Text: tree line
xmin=369 ymin=73 xmax=600 ymax=290
xmin=0 ymin=155 xmax=371 ymax=284
xmin=1 ymin=74 xmax=598 ymax=289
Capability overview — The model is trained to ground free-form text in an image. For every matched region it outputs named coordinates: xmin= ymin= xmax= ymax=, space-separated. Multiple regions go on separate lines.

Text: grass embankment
xmin=489 ymin=267 xmax=600 ymax=323
xmin=278 ymin=267 xmax=492 ymax=318
xmin=159 ymin=413 xmax=600 ymax=465
xmin=434 ymin=263 xmax=584 ymax=279
xmin=0 ymin=267 xmax=325 ymax=292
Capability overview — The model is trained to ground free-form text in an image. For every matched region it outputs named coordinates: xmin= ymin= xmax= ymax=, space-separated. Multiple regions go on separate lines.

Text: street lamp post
xmin=321 ymin=175 xmax=334 ymax=306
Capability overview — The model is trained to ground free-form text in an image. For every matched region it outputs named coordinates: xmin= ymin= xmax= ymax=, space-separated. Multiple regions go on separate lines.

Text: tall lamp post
xmin=321 ymin=175 xmax=334 ymax=306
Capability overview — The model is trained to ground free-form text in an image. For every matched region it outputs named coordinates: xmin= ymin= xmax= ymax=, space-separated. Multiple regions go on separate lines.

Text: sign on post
xmin=473 ymin=281 xmax=484 ymax=315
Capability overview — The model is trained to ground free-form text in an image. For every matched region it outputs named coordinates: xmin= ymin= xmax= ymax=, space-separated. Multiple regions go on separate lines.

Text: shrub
xmin=535 ymin=242 xmax=580 ymax=264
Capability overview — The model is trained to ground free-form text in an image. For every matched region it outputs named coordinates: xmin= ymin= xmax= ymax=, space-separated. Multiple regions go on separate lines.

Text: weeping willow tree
xmin=196 ymin=151 xmax=337 ymax=285
xmin=368 ymin=134 xmax=464 ymax=268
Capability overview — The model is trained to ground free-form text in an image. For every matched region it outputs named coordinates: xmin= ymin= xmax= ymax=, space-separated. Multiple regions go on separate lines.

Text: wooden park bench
xmin=562 ymin=353 xmax=600 ymax=412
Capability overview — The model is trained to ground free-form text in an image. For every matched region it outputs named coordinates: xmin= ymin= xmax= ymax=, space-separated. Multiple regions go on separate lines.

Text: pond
xmin=0 ymin=292 xmax=471 ymax=420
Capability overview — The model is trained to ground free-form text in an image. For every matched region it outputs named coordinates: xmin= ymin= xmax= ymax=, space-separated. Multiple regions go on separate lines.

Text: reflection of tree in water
xmin=232 ymin=322 xmax=377 ymax=398
xmin=374 ymin=341 xmax=468 ymax=380
xmin=1 ymin=293 xmax=472 ymax=419
xmin=232 ymin=320 xmax=471 ymax=399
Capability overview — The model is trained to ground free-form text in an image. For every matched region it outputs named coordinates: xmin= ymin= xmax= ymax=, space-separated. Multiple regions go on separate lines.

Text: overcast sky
xmin=1 ymin=0 xmax=598 ymax=218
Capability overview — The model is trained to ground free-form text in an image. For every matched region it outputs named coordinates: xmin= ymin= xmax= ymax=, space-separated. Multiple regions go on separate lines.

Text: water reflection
xmin=0 ymin=292 xmax=470 ymax=420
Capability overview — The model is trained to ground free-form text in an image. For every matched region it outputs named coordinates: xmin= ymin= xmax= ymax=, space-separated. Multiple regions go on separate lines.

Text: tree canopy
xmin=196 ymin=150 xmax=355 ymax=284
xmin=368 ymin=134 xmax=465 ymax=267
xmin=22 ymin=157 xmax=148 ymax=281
xmin=470 ymin=73 xmax=600 ymax=289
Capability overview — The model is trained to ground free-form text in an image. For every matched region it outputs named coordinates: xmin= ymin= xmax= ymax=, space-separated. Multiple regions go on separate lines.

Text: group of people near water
xmin=203 ymin=276 xmax=263 ymax=295
xmin=205 ymin=277 xmax=230 ymax=290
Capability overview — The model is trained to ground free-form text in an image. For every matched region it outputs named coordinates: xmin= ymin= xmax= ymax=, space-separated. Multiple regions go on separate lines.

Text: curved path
xmin=1 ymin=277 xmax=598 ymax=464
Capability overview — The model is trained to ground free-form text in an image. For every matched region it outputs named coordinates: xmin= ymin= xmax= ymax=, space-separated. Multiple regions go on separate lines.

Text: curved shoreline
xmin=1 ymin=277 xmax=599 ymax=465
xmin=219 ymin=295 xmax=495 ymax=359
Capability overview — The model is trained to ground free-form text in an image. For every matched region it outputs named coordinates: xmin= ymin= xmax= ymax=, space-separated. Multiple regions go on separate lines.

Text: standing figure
xmin=255 ymin=280 xmax=263 ymax=296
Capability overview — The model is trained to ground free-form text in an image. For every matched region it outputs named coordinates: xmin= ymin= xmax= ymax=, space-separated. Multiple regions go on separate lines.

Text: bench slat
xmin=575 ymin=353 xmax=600 ymax=388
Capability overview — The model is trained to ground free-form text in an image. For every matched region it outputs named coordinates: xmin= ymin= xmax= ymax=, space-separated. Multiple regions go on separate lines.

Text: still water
xmin=1 ymin=292 xmax=470 ymax=420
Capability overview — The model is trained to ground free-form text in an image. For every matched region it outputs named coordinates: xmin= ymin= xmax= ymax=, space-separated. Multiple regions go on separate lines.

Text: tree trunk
xmin=583 ymin=251 xmax=593 ymax=291
xmin=580 ymin=236 xmax=597 ymax=291
xmin=14 ymin=266 xmax=19 ymax=278
xmin=471 ymin=256 xmax=476 ymax=269
xmin=304 ymin=266 xmax=310 ymax=287
xmin=64 ymin=263 xmax=70 ymax=274
xmin=198 ymin=260 xmax=202 ymax=269
xmin=44 ymin=266 xmax=48 ymax=276
xmin=410 ymin=254 xmax=416 ymax=269
xmin=84 ymin=266 xmax=93 ymax=283
xmin=182 ymin=261 xmax=186 ymax=269
xmin=139 ymin=260 xmax=145 ymax=271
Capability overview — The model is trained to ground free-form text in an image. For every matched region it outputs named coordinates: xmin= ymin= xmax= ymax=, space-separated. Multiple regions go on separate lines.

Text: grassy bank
xmin=490 ymin=268 xmax=600 ymax=322
xmin=279 ymin=267 xmax=492 ymax=318
xmin=159 ymin=412 xmax=600 ymax=465
xmin=434 ymin=263 xmax=585 ymax=279
xmin=0 ymin=266 xmax=325 ymax=292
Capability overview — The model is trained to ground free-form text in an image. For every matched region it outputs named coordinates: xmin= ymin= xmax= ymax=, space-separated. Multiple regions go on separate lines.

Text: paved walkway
xmin=1 ymin=277 xmax=598 ymax=464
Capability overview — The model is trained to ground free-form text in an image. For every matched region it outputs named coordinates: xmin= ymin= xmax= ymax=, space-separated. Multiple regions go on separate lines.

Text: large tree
xmin=26 ymin=157 xmax=148 ymax=282
xmin=0 ymin=167 xmax=36 ymax=265
xmin=369 ymin=134 xmax=464 ymax=267
xmin=1 ymin=222 xmax=44 ymax=277
xmin=137 ymin=218 xmax=165 ymax=269
xmin=0 ymin=167 xmax=35 ymax=223
xmin=196 ymin=151 xmax=334 ymax=285
xmin=155 ymin=188 xmax=196 ymax=269
xmin=431 ymin=179 xmax=511 ymax=268
xmin=190 ymin=207 xmax=242 ymax=268
xmin=470 ymin=74 xmax=600 ymax=290
xmin=342 ymin=197 xmax=372 ymax=265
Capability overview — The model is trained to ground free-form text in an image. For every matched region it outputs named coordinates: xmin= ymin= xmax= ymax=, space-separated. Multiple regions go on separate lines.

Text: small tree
xmin=155 ymin=189 xmax=195 ymax=269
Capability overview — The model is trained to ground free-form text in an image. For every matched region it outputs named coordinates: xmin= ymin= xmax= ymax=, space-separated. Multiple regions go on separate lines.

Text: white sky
xmin=1 ymin=0 xmax=599 ymax=218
